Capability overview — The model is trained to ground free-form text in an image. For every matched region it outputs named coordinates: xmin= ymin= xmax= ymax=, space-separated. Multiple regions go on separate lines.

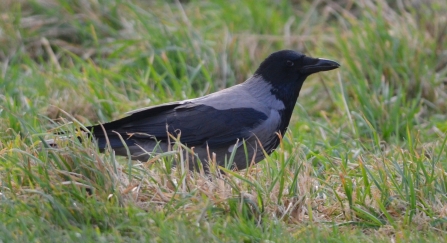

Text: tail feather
xmin=95 ymin=134 xmax=136 ymax=150
xmin=86 ymin=124 xmax=136 ymax=150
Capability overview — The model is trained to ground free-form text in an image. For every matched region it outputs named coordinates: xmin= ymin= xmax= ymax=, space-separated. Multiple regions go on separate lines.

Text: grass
xmin=1 ymin=0 xmax=447 ymax=241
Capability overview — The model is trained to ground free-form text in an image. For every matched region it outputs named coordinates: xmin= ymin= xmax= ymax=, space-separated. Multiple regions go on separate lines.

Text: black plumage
xmin=94 ymin=104 xmax=268 ymax=149
xmin=58 ymin=50 xmax=340 ymax=171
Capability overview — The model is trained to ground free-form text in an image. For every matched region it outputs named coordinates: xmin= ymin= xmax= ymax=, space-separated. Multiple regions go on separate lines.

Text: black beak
xmin=299 ymin=56 xmax=340 ymax=75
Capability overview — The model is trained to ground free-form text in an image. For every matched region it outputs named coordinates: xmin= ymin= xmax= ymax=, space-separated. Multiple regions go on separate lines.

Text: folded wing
xmin=88 ymin=101 xmax=268 ymax=149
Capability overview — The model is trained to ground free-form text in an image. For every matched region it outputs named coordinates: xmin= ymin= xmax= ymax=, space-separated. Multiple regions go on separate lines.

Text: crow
xmin=52 ymin=50 xmax=339 ymax=171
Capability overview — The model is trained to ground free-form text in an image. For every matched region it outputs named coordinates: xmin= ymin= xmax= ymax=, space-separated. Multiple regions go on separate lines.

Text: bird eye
xmin=286 ymin=60 xmax=294 ymax=67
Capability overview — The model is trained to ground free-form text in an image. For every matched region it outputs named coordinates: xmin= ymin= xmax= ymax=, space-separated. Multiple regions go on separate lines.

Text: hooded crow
xmin=66 ymin=50 xmax=339 ymax=171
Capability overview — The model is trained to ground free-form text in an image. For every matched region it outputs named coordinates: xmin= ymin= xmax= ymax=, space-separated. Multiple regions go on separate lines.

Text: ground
xmin=1 ymin=0 xmax=447 ymax=242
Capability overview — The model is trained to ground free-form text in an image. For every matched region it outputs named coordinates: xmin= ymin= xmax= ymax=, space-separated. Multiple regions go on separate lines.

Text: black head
xmin=254 ymin=50 xmax=340 ymax=85
xmin=251 ymin=50 xmax=340 ymax=140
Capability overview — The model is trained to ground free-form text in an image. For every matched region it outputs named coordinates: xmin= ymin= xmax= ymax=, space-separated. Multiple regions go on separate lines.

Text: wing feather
xmin=89 ymin=101 xmax=268 ymax=149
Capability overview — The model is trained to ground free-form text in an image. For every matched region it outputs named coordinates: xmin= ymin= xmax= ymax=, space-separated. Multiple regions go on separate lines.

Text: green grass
xmin=1 ymin=0 xmax=447 ymax=242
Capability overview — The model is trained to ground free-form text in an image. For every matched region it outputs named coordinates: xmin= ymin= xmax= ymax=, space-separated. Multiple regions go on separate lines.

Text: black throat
xmin=270 ymin=79 xmax=304 ymax=135
xmin=260 ymin=77 xmax=306 ymax=154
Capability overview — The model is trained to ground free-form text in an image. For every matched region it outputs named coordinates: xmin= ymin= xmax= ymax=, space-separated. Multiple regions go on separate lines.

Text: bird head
xmin=254 ymin=50 xmax=340 ymax=85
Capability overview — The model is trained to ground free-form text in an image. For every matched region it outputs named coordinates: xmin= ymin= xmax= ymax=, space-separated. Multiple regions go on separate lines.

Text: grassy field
xmin=1 ymin=0 xmax=447 ymax=242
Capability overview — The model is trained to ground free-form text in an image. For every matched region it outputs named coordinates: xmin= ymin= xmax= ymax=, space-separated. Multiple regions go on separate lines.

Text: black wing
xmin=89 ymin=102 xmax=268 ymax=149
